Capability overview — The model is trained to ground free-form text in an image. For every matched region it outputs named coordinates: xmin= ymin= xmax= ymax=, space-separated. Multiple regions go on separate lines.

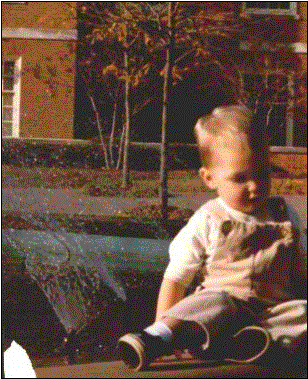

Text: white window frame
xmin=2 ymin=56 xmax=22 ymax=138
xmin=242 ymin=2 xmax=298 ymax=18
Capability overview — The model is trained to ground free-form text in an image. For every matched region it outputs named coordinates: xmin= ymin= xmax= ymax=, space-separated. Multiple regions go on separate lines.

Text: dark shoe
xmin=190 ymin=325 xmax=271 ymax=365
xmin=117 ymin=331 xmax=171 ymax=371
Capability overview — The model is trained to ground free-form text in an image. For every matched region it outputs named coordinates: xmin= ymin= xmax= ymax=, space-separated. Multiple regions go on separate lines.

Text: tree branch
xmin=145 ymin=2 xmax=163 ymax=31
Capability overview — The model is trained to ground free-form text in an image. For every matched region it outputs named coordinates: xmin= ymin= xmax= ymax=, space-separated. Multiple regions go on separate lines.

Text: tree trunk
xmin=121 ymin=49 xmax=130 ymax=188
xmin=109 ymin=99 xmax=118 ymax=167
xmin=82 ymin=73 xmax=110 ymax=169
xmin=89 ymin=94 xmax=110 ymax=169
xmin=160 ymin=2 xmax=175 ymax=220
xmin=116 ymin=120 xmax=125 ymax=170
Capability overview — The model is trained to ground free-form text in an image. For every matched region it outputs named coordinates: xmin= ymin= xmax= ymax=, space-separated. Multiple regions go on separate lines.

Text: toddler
xmin=117 ymin=105 xmax=307 ymax=371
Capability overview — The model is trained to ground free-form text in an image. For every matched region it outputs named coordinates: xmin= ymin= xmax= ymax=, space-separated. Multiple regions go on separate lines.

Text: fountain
xmin=2 ymin=213 xmax=175 ymax=365
xmin=2 ymin=167 xmax=186 ymax=365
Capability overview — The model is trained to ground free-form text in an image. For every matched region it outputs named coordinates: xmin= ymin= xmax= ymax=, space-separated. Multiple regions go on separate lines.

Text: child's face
xmin=200 ymin=137 xmax=270 ymax=214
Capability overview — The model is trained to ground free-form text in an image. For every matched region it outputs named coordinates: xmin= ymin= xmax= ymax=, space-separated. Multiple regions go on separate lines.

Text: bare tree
xmin=160 ymin=2 xmax=176 ymax=219
xmin=81 ymin=71 xmax=110 ymax=168
xmin=121 ymin=44 xmax=131 ymax=188
xmin=78 ymin=2 xmax=156 ymax=183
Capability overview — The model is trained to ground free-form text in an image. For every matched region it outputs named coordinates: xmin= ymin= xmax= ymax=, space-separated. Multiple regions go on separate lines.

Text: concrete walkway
xmin=34 ymin=356 xmax=306 ymax=378
xmin=2 ymin=187 xmax=307 ymax=227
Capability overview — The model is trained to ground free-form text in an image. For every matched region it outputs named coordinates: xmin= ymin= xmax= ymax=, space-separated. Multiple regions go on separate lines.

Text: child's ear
xmin=199 ymin=167 xmax=216 ymax=189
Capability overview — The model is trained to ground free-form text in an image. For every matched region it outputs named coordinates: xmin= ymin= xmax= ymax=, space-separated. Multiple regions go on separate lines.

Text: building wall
xmin=297 ymin=2 xmax=307 ymax=73
xmin=298 ymin=2 xmax=307 ymax=43
xmin=2 ymin=39 xmax=76 ymax=139
xmin=2 ymin=2 xmax=77 ymax=139
xmin=2 ymin=1 xmax=76 ymax=29
xmin=295 ymin=2 xmax=307 ymax=145
xmin=235 ymin=2 xmax=307 ymax=146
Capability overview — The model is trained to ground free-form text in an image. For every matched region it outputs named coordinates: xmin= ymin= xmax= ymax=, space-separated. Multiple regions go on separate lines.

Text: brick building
xmin=159 ymin=1 xmax=307 ymax=147
xmin=2 ymin=2 xmax=307 ymax=147
xmin=2 ymin=1 xmax=77 ymax=139
xmin=236 ymin=2 xmax=307 ymax=147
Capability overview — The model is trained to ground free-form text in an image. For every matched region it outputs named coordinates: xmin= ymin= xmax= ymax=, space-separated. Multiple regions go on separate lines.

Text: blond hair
xmin=194 ymin=105 xmax=268 ymax=167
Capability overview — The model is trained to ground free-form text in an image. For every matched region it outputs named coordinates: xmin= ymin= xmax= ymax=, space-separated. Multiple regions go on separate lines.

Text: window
xmin=241 ymin=71 xmax=294 ymax=146
xmin=243 ymin=2 xmax=298 ymax=17
xmin=2 ymin=57 xmax=21 ymax=137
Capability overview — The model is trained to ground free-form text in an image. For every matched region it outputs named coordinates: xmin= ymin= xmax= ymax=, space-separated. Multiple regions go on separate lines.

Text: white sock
xmin=144 ymin=321 xmax=173 ymax=344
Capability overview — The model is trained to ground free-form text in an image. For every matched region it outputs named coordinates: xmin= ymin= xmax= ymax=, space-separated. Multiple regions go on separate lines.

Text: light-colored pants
xmin=162 ymin=291 xmax=307 ymax=354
